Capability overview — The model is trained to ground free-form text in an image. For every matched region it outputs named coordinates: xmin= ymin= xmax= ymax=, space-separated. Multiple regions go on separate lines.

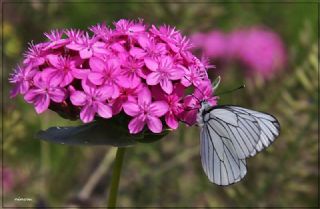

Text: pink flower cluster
xmin=191 ymin=27 xmax=287 ymax=78
xmin=10 ymin=19 xmax=217 ymax=134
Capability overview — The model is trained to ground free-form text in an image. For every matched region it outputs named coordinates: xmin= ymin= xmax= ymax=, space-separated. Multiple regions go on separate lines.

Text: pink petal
xmin=123 ymin=102 xmax=140 ymax=116
xmin=41 ymin=67 xmax=56 ymax=78
xmin=92 ymin=43 xmax=108 ymax=54
xmin=144 ymin=58 xmax=158 ymax=71
xmin=89 ymin=57 xmax=105 ymax=72
xmin=80 ymin=105 xmax=96 ymax=123
xmin=137 ymin=67 xmax=150 ymax=79
xmin=160 ymin=78 xmax=173 ymax=94
xmin=81 ymin=79 xmax=96 ymax=95
xmin=194 ymin=81 xmax=212 ymax=100
xmin=34 ymin=94 xmax=50 ymax=114
xmin=49 ymin=88 xmax=66 ymax=103
xmin=10 ymin=85 xmax=20 ymax=98
xmin=95 ymin=85 xmax=114 ymax=100
xmin=93 ymin=47 xmax=109 ymax=57
xmin=110 ymin=43 xmax=125 ymax=52
xmin=20 ymin=81 xmax=30 ymax=94
xmin=168 ymin=68 xmax=185 ymax=80
xmin=138 ymin=87 xmax=151 ymax=106
xmin=33 ymin=73 xmax=47 ymax=89
xmin=138 ymin=36 xmax=149 ymax=49
xmin=88 ymin=72 xmax=104 ymax=85
xmin=80 ymin=47 xmax=93 ymax=59
xmin=149 ymin=101 xmax=169 ymax=117
xmin=184 ymin=95 xmax=199 ymax=109
xmin=72 ymin=68 xmax=90 ymax=79
xmin=165 ymin=112 xmax=179 ymax=129
xmin=33 ymin=57 xmax=46 ymax=67
xmin=146 ymin=72 xmax=161 ymax=85
xmin=129 ymin=47 xmax=146 ymax=59
xmin=24 ymin=89 xmax=39 ymax=103
xmin=180 ymin=109 xmax=197 ymax=126
xmin=146 ymin=116 xmax=163 ymax=133
xmin=96 ymin=102 xmax=112 ymax=119
xmin=46 ymin=54 xmax=60 ymax=69
xmin=66 ymin=43 xmax=84 ymax=51
xmin=128 ymin=116 xmax=145 ymax=134
xmin=108 ymin=58 xmax=120 ymax=68
xmin=111 ymin=85 xmax=120 ymax=99
xmin=155 ymin=43 xmax=167 ymax=53
xmin=60 ymin=72 xmax=74 ymax=87
xmin=181 ymin=76 xmax=192 ymax=87
xmin=49 ymin=71 xmax=65 ymax=87
xmin=127 ymin=74 xmax=141 ymax=88
xmin=93 ymin=41 xmax=106 ymax=48
xmin=70 ymin=91 xmax=87 ymax=106
xmin=112 ymin=97 xmax=126 ymax=115
xmin=129 ymin=25 xmax=145 ymax=33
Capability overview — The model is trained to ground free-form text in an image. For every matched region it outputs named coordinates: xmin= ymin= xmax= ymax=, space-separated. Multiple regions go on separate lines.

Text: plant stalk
xmin=107 ymin=147 xmax=126 ymax=208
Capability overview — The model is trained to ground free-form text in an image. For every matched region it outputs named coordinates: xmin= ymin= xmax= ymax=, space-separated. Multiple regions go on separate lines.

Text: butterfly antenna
xmin=216 ymin=84 xmax=246 ymax=96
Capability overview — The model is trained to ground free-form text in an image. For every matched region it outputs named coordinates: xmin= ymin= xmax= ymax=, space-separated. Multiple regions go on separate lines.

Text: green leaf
xmin=37 ymin=117 xmax=170 ymax=147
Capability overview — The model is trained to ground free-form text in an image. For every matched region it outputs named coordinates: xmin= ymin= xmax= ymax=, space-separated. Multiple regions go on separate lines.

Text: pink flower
xmin=10 ymin=19 xmax=217 ymax=133
xmin=229 ymin=28 xmax=286 ymax=78
xmin=43 ymin=55 xmax=84 ymax=87
xmin=2 ymin=167 xmax=14 ymax=193
xmin=190 ymin=33 xmax=207 ymax=48
xmin=113 ymin=19 xmax=145 ymax=38
xmin=64 ymin=29 xmax=84 ymax=42
xmin=150 ymin=25 xmax=180 ymax=52
xmin=191 ymin=31 xmax=227 ymax=58
xmin=123 ymin=88 xmax=168 ymax=134
xmin=89 ymin=22 xmax=112 ymax=41
xmin=112 ymin=84 xmax=144 ymax=115
xmin=66 ymin=33 xmax=109 ymax=59
xmin=9 ymin=65 xmax=37 ymax=98
xmin=191 ymin=27 xmax=286 ymax=79
xmin=130 ymin=36 xmax=167 ymax=60
xmin=145 ymin=56 xmax=184 ymax=94
xmin=120 ymin=56 xmax=145 ymax=88
xmin=181 ymin=81 xmax=217 ymax=126
xmin=174 ymin=33 xmax=193 ymax=52
xmin=70 ymin=79 xmax=112 ymax=123
xmin=44 ymin=29 xmax=69 ymax=50
xmin=180 ymin=65 xmax=209 ymax=87
xmin=152 ymin=84 xmax=184 ymax=129
xmin=24 ymin=73 xmax=66 ymax=114
xmin=88 ymin=57 xmax=126 ymax=98
xmin=23 ymin=42 xmax=47 ymax=69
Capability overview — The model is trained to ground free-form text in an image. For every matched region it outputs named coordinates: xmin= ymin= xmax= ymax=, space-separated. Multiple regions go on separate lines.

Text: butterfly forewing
xmin=200 ymin=105 xmax=280 ymax=185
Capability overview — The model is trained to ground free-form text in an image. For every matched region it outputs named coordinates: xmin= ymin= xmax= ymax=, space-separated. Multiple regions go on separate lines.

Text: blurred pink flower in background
xmin=191 ymin=27 xmax=287 ymax=79
xmin=192 ymin=31 xmax=227 ymax=59
xmin=1 ymin=167 xmax=14 ymax=193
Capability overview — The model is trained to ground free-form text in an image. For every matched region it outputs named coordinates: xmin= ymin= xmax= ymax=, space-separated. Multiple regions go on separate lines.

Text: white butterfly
xmin=197 ymin=101 xmax=280 ymax=185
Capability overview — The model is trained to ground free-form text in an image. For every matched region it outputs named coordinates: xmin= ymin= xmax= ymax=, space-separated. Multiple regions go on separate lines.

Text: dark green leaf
xmin=37 ymin=117 xmax=170 ymax=147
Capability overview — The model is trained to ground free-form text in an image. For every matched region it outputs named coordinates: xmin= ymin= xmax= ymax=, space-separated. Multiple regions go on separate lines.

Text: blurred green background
xmin=1 ymin=1 xmax=318 ymax=208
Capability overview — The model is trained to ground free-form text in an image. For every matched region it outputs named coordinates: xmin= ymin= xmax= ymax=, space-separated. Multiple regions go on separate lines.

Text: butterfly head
xmin=196 ymin=100 xmax=213 ymax=127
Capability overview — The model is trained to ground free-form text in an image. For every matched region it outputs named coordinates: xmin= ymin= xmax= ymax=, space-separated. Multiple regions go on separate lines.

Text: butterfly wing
xmin=200 ymin=125 xmax=247 ymax=185
xmin=200 ymin=105 xmax=280 ymax=185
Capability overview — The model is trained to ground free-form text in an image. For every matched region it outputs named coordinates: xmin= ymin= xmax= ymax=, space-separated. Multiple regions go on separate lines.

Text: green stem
xmin=107 ymin=147 xmax=126 ymax=208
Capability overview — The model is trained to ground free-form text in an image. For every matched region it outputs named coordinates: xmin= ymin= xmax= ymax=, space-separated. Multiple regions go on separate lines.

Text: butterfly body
xmin=197 ymin=101 xmax=280 ymax=186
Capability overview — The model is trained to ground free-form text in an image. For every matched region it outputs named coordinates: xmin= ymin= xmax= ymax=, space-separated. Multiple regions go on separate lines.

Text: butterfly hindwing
xmin=200 ymin=123 xmax=247 ymax=185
